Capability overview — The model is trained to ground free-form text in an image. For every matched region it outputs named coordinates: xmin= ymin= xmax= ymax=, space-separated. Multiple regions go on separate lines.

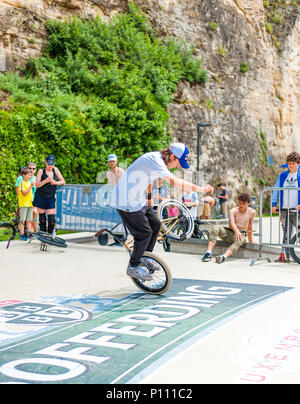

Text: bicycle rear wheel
xmin=156 ymin=199 xmax=194 ymax=240
xmin=0 ymin=222 xmax=16 ymax=246
xmin=130 ymin=251 xmax=172 ymax=295
xmin=289 ymin=232 xmax=300 ymax=264
xmin=36 ymin=232 xmax=68 ymax=248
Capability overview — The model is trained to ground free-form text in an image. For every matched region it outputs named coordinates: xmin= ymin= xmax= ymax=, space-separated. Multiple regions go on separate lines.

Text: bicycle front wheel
xmin=0 ymin=222 xmax=16 ymax=245
xmin=130 ymin=251 xmax=172 ymax=295
xmin=156 ymin=199 xmax=194 ymax=240
xmin=290 ymin=232 xmax=300 ymax=264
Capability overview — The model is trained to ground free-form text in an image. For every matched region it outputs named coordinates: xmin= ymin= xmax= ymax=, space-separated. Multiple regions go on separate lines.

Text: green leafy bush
xmin=0 ymin=3 xmax=207 ymax=221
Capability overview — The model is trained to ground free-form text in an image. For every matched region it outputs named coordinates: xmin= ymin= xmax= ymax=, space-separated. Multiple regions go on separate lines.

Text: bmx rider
xmin=111 ymin=143 xmax=213 ymax=281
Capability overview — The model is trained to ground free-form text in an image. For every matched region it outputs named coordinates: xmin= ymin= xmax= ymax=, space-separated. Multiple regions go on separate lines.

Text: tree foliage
xmin=0 ymin=3 xmax=207 ymax=220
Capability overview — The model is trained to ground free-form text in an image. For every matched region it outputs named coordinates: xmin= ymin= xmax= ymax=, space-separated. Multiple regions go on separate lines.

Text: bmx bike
xmin=0 ymin=211 xmax=68 ymax=251
xmin=95 ymin=199 xmax=194 ymax=295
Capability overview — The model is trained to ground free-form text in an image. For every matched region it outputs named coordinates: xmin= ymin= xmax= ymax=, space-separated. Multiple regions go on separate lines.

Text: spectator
xmin=105 ymin=153 xmax=125 ymax=247
xmin=150 ymin=178 xmax=171 ymax=212
xmin=18 ymin=168 xmax=35 ymax=240
xmin=15 ymin=167 xmax=26 ymax=198
xmin=200 ymin=193 xmax=216 ymax=219
xmin=218 ymin=183 xmax=228 ymax=219
xmin=27 ymin=162 xmax=38 ymax=232
xmin=16 ymin=165 xmax=37 ymax=231
xmin=182 ymin=190 xmax=199 ymax=219
xmin=272 ymin=151 xmax=300 ymax=262
xmin=106 ymin=154 xmax=125 ymax=185
xmin=202 ymin=192 xmax=256 ymax=264
xmin=34 ymin=155 xmax=65 ymax=234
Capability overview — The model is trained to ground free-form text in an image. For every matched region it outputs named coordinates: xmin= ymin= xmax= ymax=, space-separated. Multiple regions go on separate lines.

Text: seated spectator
xmin=202 ymin=192 xmax=256 ymax=264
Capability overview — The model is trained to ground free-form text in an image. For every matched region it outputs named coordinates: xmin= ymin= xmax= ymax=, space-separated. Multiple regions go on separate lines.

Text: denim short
xmin=33 ymin=193 xmax=56 ymax=210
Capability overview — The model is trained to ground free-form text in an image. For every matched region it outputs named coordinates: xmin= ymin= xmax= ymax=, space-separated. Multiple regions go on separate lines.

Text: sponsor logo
xmin=0 ymin=301 xmax=92 ymax=326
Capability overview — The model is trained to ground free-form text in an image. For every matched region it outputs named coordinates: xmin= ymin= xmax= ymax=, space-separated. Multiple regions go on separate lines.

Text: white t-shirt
xmin=182 ymin=191 xmax=198 ymax=219
xmin=111 ymin=151 xmax=174 ymax=212
xmin=283 ymin=172 xmax=298 ymax=208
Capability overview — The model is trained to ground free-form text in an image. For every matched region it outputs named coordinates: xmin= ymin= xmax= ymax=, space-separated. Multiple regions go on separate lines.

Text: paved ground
xmin=1 ymin=234 xmax=300 ymax=385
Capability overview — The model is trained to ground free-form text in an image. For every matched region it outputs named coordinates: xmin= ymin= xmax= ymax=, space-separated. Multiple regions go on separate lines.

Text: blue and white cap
xmin=108 ymin=154 xmax=118 ymax=162
xmin=169 ymin=143 xmax=190 ymax=169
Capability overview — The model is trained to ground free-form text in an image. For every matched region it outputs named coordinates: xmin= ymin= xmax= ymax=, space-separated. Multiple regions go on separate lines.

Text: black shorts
xmin=33 ymin=193 xmax=56 ymax=210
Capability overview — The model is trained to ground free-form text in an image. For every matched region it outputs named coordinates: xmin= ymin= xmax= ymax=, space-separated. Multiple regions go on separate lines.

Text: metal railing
xmin=250 ymin=186 xmax=300 ymax=266
xmin=56 ymin=184 xmax=124 ymax=233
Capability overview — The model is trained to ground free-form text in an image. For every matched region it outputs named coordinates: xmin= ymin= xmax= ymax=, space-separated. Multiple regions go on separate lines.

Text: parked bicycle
xmin=192 ymin=219 xmax=210 ymax=240
xmin=0 ymin=211 xmax=68 ymax=251
xmin=95 ymin=199 xmax=194 ymax=294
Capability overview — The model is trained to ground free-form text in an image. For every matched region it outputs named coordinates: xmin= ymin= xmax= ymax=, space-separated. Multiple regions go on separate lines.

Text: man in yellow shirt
xmin=18 ymin=168 xmax=35 ymax=241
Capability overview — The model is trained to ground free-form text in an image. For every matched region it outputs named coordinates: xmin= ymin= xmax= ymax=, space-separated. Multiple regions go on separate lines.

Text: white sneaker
xmin=126 ymin=264 xmax=152 ymax=281
xmin=146 ymin=258 xmax=161 ymax=271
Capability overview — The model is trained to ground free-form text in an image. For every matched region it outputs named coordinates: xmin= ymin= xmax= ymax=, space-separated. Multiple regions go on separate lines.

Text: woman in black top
xmin=34 ymin=155 xmax=65 ymax=234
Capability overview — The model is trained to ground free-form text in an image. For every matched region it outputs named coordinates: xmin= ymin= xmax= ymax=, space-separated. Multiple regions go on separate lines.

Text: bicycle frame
xmin=95 ymin=213 xmax=187 ymax=251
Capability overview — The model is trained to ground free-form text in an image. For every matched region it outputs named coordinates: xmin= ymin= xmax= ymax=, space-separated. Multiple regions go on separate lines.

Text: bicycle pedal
xmin=40 ymin=243 xmax=48 ymax=252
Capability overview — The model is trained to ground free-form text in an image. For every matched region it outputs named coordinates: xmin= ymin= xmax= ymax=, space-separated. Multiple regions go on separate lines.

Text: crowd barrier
xmin=250 ymin=186 xmax=300 ymax=266
xmin=56 ymin=184 xmax=124 ymax=233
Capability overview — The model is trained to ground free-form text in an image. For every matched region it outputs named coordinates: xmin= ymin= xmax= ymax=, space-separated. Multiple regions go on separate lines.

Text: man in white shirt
xmin=111 ymin=143 xmax=214 ymax=281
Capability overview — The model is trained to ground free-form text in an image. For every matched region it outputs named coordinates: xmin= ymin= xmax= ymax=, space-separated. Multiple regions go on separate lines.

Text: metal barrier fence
xmin=251 ymin=186 xmax=300 ymax=266
xmin=56 ymin=184 xmax=124 ymax=233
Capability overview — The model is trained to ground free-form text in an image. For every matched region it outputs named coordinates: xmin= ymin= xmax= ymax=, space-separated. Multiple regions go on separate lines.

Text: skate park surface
xmin=1 ymin=227 xmax=300 ymax=385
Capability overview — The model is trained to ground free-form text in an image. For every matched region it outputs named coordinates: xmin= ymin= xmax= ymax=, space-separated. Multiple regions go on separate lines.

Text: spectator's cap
xmin=169 ymin=143 xmax=190 ymax=169
xmin=108 ymin=154 xmax=118 ymax=162
xmin=46 ymin=154 xmax=55 ymax=163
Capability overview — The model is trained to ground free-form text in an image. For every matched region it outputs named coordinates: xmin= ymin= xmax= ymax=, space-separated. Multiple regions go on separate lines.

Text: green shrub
xmin=0 ymin=3 xmax=207 ymax=220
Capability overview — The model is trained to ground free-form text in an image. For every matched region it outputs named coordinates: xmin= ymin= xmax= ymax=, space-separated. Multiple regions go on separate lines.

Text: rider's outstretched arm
xmin=165 ymin=176 xmax=213 ymax=195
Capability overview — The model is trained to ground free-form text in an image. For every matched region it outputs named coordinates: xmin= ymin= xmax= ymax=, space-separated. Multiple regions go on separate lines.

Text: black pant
xmin=117 ymin=205 xmax=161 ymax=267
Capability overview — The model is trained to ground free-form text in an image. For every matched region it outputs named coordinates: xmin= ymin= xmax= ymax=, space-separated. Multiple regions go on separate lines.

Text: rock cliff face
xmin=0 ymin=0 xmax=299 ymax=195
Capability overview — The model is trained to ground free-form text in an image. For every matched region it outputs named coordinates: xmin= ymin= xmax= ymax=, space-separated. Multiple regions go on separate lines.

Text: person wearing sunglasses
xmin=27 ymin=163 xmax=38 ymax=231
xmin=34 ymin=155 xmax=65 ymax=234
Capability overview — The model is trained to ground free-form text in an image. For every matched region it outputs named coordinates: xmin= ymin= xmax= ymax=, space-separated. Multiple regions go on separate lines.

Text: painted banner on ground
xmin=0 ymin=279 xmax=291 ymax=384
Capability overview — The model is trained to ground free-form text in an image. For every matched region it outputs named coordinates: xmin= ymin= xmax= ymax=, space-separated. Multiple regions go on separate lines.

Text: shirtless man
xmin=106 ymin=154 xmax=125 ymax=185
xmin=202 ymin=192 xmax=256 ymax=263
